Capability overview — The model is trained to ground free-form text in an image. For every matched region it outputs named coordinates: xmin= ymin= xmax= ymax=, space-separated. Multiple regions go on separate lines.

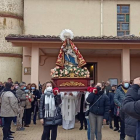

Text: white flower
xmin=56 ymin=66 xmax=60 ymax=69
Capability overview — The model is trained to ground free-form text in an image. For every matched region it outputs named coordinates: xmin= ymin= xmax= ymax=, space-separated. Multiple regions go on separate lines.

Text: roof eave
xmin=5 ymin=37 xmax=140 ymax=44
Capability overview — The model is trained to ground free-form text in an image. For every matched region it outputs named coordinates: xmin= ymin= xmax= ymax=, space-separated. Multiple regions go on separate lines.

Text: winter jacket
xmin=39 ymin=94 xmax=61 ymax=120
xmin=122 ymin=84 xmax=140 ymax=120
xmin=0 ymin=91 xmax=19 ymax=117
xmin=114 ymin=86 xmax=126 ymax=107
xmin=122 ymin=84 xmax=140 ymax=139
xmin=16 ymin=88 xmax=26 ymax=107
xmin=25 ymin=92 xmax=34 ymax=109
xmin=109 ymin=91 xmax=115 ymax=110
xmin=125 ymin=114 xmax=137 ymax=137
xmin=136 ymin=121 xmax=140 ymax=140
xmin=86 ymin=91 xmax=110 ymax=120
xmin=31 ymin=89 xmax=41 ymax=102
xmin=31 ymin=89 xmax=41 ymax=112
xmin=120 ymin=101 xmax=137 ymax=137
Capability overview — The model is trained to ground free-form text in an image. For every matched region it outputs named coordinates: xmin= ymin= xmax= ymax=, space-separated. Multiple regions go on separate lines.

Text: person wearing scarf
xmin=39 ymin=81 xmax=61 ymax=140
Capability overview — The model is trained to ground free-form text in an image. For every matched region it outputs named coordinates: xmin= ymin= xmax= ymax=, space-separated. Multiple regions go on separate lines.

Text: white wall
xmin=24 ymin=0 xmax=140 ymax=36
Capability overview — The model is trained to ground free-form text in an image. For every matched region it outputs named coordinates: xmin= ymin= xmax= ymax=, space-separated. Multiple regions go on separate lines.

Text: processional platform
xmin=51 ymin=29 xmax=91 ymax=92
xmin=52 ymin=78 xmax=90 ymax=91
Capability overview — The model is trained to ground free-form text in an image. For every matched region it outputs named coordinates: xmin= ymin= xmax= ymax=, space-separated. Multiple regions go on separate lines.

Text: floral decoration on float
xmin=51 ymin=65 xmax=90 ymax=78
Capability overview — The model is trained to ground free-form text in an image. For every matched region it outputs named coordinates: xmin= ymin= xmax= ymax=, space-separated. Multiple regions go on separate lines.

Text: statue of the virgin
xmin=56 ymin=29 xmax=86 ymax=67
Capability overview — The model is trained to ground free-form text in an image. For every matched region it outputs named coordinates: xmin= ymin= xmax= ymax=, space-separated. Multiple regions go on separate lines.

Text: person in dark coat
xmin=122 ymin=77 xmax=140 ymax=140
xmin=119 ymin=98 xmax=137 ymax=140
xmin=86 ymin=83 xmax=110 ymax=140
xmin=30 ymin=83 xmax=41 ymax=124
xmin=39 ymin=81 xmax=61 ymax=140
xmin=108 ymin=85 xmax=116 ymax=129
xmin=104 ymin=81 xmax=112 ymax=125
xmin=114 ymin=80 xmax=130 ymax=140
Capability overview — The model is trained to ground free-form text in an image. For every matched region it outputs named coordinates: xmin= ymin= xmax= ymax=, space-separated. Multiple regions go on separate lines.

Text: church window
xmin=117 ymin=5 xmax=130 ymax=36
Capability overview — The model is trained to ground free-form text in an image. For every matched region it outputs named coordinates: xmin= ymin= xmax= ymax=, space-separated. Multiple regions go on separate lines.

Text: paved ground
xmin=0 ymin=121 xmax=119 ymax=140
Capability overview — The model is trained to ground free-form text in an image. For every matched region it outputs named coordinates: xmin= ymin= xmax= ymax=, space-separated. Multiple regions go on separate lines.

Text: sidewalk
xmin=0 ymin=121 xmax=119 ymax=140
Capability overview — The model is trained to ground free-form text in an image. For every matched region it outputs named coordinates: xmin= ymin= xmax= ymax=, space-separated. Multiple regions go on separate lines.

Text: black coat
xmin=122 ymin=84 xmax=140 ymax=138
xmin=125 ymin=114 xmax=137 ymax=137
xmin=109 ymin=91 xmax=115 ymax=110
xmin=31 ymin=89 xmax=41 ymax=112
xmin=86 ymin=91 xmax=110 ymax=120
xmin=39 ymin=94 xmax=61 ymax=121
xmin=137 ymin=121 xmax=140 ymax=140
xmin=122 ymin=84 xmax=140 ymax=120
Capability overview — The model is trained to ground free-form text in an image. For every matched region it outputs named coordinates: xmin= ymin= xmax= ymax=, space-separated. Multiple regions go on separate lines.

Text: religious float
xmin=51 ymin=29 xmax=90 ymax=91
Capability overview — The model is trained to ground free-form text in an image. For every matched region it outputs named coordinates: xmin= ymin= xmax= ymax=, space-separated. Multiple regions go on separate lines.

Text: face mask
xmin=23 ymin=87 xmax=26 ymax=90
xmin=124 ymin=83 xmax=129 ymax=89
xmin=96 ymin=86 xmax=101 ymax=92
xmin=46 ymin=87 xmax=52 ymax=92
xmin=15 ymin=86 xmax=19 ymax=89
xmin=31 ymin=87 xmax=35 ymax=90
xmin=25 ymin=90 xmax=29 ymax=93
xmin=112 ymin=90 xmax=115 ymax=93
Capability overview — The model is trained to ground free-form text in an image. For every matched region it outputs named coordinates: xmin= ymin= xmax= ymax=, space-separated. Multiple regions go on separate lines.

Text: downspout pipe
xmin=101 ymin=0 xmax=103 ymax=36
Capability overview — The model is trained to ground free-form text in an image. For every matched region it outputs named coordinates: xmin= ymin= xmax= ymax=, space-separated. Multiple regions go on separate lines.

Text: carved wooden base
xmin=52 ymin=78 xmax=90 ymax=91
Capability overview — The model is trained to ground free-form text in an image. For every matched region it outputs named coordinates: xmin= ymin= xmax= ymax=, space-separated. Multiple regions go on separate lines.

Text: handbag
xmin=44 ymin=106 xmax=62 ymax=126
xmin=85 ymin=95 xmax=103 ymax=117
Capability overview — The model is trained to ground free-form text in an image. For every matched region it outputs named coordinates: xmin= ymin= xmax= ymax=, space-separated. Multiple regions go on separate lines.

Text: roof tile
xmin=5 ymin=34 xmax=140 ymax=42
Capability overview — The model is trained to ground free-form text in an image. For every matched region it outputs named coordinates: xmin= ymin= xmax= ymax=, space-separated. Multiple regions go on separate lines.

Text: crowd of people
xmin=0 ymin=78 xmax=41 ymax=140
xmin=0 ymin=77 xmax=140 ymax=140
